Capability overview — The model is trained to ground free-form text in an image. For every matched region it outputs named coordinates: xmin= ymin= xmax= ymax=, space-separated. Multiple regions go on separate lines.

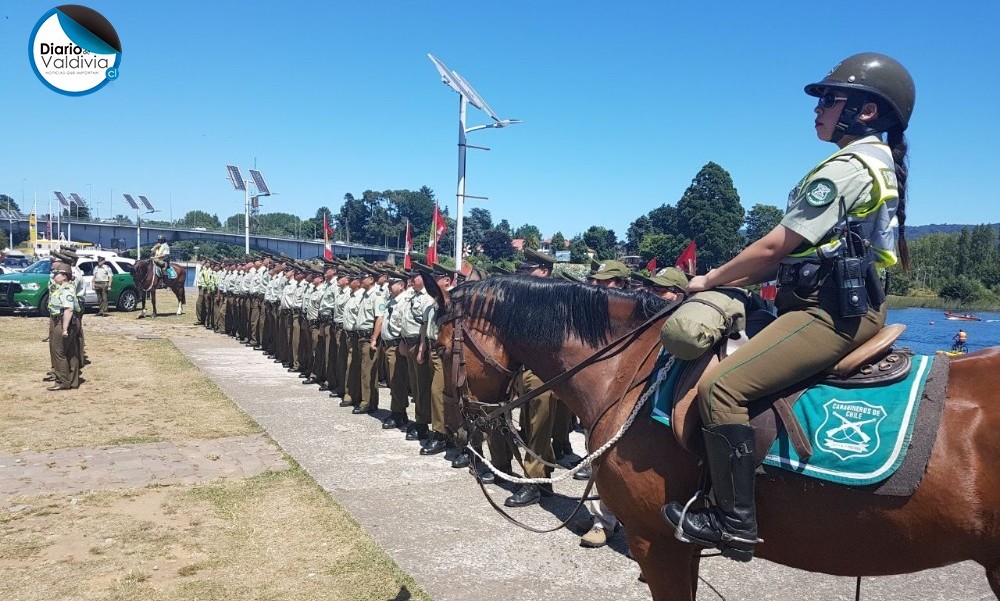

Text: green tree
xmin=496 ymin=219 xmax=511 ymax=235
xmin=551 ymin=231 xmax=567 ymax=252
xmin=625 ymin=215 xmax=652 ymax=254
xmin=569 ymin=236 xmax=591 ymax=263
xmin=0 ymin=194 xmax=20 ymax=213
xmin=514 ymin=223 xmax=542 ymax=250
xmin=956 ymin=227 xmax=970 ymax=277
xmin=639 ymin=232 xmax=687 ymax=267
xmin=582 ymin=225 xmax=618 ymax=260
xmin=182 ymin=210 xmax=221 ymax=229
xmin=676 ymin=162 xmax=745 ymax=271
xmin=744 ymin=203 xmax=784 ymax=244
xmin=939 ymin=276 xmax=983 ymax=304
xmin=481 ymin=228 xmax=515 ymax=260
xmin=647 ymin=204 xmax=679 ymax=234
xmin=463 ymin=207 xmax=493 ymax=253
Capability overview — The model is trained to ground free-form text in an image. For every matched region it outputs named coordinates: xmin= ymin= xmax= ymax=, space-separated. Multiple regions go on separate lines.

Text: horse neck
xmin=503 ymin=318 xmax=660 ymax=432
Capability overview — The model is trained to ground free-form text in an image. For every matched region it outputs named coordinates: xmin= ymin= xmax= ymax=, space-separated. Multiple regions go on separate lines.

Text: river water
xmin=888 ymin=307 xmax=999 ymax=355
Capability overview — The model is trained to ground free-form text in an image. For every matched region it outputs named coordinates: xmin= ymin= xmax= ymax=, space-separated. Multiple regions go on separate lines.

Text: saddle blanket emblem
xmin=651 ymin=354 xmax=935 ymax=486
xmin=764 ymin=354 xmax=933 ymax=485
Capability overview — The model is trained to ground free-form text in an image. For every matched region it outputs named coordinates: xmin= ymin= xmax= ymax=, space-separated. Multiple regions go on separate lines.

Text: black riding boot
xmin=661 ymin=424 xmax=759 ymax=562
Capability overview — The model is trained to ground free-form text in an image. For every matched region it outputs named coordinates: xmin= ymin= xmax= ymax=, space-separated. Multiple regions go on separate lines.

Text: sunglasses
xmin=817 ymin=92 xmax=848 ymax=109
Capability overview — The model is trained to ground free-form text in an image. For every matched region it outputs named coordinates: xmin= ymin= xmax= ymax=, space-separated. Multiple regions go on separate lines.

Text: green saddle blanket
xmin=650 ymin=353 xmax=936 ymax=486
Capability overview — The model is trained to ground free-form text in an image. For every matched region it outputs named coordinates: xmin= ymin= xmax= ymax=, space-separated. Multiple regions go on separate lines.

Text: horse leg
xmin=987 ymin=562 xmax=1000 ymax=599
xmin=627 ymin=529 xmax=698 ymax=601
xmin=138 ymin=291 xmax=146 ymax=319
xmin=176 ymin=286 xmax=184 ymax=315
xmin=151 ymin=289 xmax=157 ymax=318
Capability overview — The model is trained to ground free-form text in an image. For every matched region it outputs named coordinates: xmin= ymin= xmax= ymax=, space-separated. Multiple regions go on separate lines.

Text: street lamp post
xmin=136 ymin=209 xmax=159 ymax=259
xmin=427 ymin=54 xmax=521 ymax=268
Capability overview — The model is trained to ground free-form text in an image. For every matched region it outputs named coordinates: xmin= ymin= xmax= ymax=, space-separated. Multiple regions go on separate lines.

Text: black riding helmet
xmin=805 ymin=52 xmax=915 ymax=140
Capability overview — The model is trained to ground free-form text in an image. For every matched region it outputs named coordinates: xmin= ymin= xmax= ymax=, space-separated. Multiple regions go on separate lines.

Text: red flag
xmin=675 ymin=240 xmax=697 ymax=275
xmin=646 ymin=257 xmax=657 ymax=272
xmin=322 ymin=214 xmax=334 ymax=261
xmin=403 ymin=220 xmax=412 ymax=270
xmin=427 ymin=203 xmax=443 ymax=264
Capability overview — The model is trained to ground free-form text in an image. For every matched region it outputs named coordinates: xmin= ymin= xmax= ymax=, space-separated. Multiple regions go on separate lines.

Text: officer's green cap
xmin=556 ymin=270 xmax=586 ymax=284
xmin=645 ymin=267 xmax=689 ymax=290
xmin=590 ymin=260 xmax=632 ymax=280
xmin=517 ymin=248 xmax=555 ymax=271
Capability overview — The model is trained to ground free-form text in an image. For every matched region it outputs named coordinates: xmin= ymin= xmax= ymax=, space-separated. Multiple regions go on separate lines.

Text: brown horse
xmin=132 ymin=259 xmax=186 ymax=318
xmin=427 ymin=275 xmax=1000 ymax=601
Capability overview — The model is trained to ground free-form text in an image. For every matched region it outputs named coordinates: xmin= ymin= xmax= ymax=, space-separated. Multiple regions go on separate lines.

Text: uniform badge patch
xmin=815 ymin=398 xmax=887 ymax=461
xmin=804 ymin=178 xmax=837 ymax=207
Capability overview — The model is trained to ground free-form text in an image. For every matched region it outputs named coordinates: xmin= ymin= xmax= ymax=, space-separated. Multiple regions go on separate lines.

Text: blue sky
xmin=2 ymin=1 xmax=998 ymax=243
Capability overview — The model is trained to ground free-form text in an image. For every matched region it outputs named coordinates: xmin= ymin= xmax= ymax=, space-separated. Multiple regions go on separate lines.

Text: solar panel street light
xmin=427 ymin=53 xmax=522 ymax=269
xmin=227 ymin=165 xmax=246 ymax=191
xmin=248 ymin=169 xmax=271 ymax=196
xmin=122 ymin=194 xmax=140 ymax=210
xmin=69 ymin=192 xmax=83 ymax=205
xmin=54 ymin=191 xmax=70 ymax=207
xmin=138 ymin=195 xmax=155 ymax=212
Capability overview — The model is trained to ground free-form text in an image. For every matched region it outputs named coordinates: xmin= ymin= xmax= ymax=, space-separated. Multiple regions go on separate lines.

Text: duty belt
xmin=402 ymin=336 xmax=420 ymax=346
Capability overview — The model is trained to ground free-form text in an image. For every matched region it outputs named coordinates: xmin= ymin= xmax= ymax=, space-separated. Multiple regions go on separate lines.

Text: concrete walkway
xmin=0 ymin=434 xmax=287 ymax=501
xmin=169 ymin=330 xmax=995 ymax=601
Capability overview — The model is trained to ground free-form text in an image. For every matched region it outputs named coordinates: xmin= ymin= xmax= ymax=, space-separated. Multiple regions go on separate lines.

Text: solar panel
xmin=0 ymin=209 xmax=8 ymax=219
xmin=69 ymin=193 xmax=85 ymax=206
xmin=249 ymin=169 xmax=271 ymax=195
xmin=227 ymin=165 xmax=246 ymax=191
xmin=138 ymin=195 xmax=155 ymax=211
xmin=122 ymin=194 xmax=140 ymax=210
xmin=54 ymin=191 xmax=70 ymax=207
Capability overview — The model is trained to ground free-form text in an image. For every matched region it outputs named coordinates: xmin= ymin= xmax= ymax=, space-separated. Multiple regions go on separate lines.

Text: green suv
xmin=0 ymin=256 xmax=141 ymax=314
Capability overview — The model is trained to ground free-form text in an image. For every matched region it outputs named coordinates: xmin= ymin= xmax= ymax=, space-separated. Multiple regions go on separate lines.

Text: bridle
xmin=440 ymin=294 xmax=674 ymax=533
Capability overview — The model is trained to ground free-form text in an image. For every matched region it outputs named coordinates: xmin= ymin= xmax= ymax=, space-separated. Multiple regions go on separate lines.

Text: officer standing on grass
xmin=46 ymin=262 xmax=81 ymax=390
xmin=92 ymin=256 xmax=113 ymax=316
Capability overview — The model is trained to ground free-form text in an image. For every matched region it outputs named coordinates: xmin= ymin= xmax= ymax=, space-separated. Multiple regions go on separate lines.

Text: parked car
xmin=1 ymin=255 xmax=32 ymax=273
xmin=0 ymin=254 xmax=141 ymax=315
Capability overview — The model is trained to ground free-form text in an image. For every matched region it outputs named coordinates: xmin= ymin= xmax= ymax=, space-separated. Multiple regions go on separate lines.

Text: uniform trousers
xmin=48 ymin=315 xmax=81 ymax=388
xmin=309 ymin=322 xmax=327 ymax=382
xmin=290 ymin=313 xmax=303 ymax=370
xmin=95 ymin=283 xmax=110 ymax=315
xmin=487 ymin=369 xmax=556 ymax=479
xmin=195 ymin=288 xmax=207 ymax=322
xmin=384 ymin=343 xmax=409 ymax=415
xmin=335 ymin=327 xmax=349 ymax=398
xmin=358 ymin=337 xmax=379 ymax=410
xmin=698 ymin=289 xmax=886 ymax=426
xmin=298 ymin=315 xmax=313 ymax=374
xmin=552 ymin=398 xmax=575 ymax=452
xmin=428 ymin=349 xmax=447 ymax=435
xmin=344 ymin=332 xmax=361 ymax=405
xmin=407 ymin=346 xmax=432 ymax=427
xmin=325 ymin=325 xmax=340 ymax=392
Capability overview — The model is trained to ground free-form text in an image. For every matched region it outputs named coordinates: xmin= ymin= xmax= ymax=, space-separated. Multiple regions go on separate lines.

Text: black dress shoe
xmin=286 ymin=367 xmax=297 ymax=372
xmin=504 ymin=484 xmax=553 ymax=508
xmin=382 ymin=416 xmax=399 ymax=429
xmin=352 ymin=405 xmax=372 ymax=414
xmin=451 ymin=452 xmax=471 ymax=469
xmin=43 ymin=375 xmax=56 ymax=382
xmin=405 ymin=424 xmax=429 ymax=441
xmin=317 ymin=384 xmax=329 ymax=391
xmin=420 ymin=438 xmax=448 ymax=455
xmin=479 ymin=470 xmax=496 ymax=484
xmin=253 ymin=346 xmax=262 ymax=351
xmin=298 ymin=373 xmax=309 ymax=379
xmin=573 ymin=466 xmax=593 ymax=481
xmin=339 ymin=399 xmax=354 ymax=407
xmin=302 ymin=378 xmax=317 ymax=385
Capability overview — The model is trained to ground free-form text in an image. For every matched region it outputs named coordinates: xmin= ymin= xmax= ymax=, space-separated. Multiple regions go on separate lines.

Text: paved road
xmin=172 ymin=331 xmax=995 ymax=601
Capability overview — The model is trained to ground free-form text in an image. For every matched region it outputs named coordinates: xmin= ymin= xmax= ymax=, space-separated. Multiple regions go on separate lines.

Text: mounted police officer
xmin=663 ymin=52 xmax=915 ymax=562
xmin=150 ymin=235 xmax=173 ymax=278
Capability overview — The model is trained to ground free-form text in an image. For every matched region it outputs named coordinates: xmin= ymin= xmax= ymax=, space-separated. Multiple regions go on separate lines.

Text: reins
xmin=445 ymin=294 xmax=676 ymax=533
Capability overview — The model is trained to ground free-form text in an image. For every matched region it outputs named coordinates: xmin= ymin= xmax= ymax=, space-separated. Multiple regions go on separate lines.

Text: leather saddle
xmin=670 ymin=324 xmax=910 ymax=462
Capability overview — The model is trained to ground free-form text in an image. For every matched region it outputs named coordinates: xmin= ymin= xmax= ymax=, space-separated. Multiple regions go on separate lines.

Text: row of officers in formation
xmin=192 ymin=248 xmax=689 ymax=548
xmin=42 ymin=248 xmax=114 ymax=391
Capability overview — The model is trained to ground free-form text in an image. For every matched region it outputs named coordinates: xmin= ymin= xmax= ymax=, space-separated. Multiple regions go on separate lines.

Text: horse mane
xmin=449 ymin=275 xmax=668 ymax=349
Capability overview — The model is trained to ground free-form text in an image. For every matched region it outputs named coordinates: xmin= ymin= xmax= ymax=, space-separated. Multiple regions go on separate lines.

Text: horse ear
xmin=422 ymin=269 xmax=449 ymax=310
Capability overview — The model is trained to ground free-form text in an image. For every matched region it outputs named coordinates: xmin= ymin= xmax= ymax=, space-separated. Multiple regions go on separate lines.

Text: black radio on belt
xmin=833 ymin=197 xmax=870 ymax=318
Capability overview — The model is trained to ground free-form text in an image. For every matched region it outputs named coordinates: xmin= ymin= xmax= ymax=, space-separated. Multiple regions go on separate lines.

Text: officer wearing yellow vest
xmin=47 ymin=263 xmax=81 ymax=390
xmin=663 ymin=53 xmax=915 ymax=562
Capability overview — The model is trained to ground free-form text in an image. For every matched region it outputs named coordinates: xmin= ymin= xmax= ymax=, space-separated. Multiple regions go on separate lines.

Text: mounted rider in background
xmin=150 ymin=235 xmax=176 ymax=279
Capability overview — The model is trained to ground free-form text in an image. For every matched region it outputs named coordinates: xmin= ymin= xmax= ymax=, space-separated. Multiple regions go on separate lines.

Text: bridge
xmin=2 ymin=215 xmax=399 ymax=263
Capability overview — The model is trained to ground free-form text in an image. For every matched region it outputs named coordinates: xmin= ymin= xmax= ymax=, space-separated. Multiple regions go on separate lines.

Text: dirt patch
xmin=0 ymin=307 xmax=430 ymax=601
xmin=0 ymin=314 xmax=258 ymax=453
xmin=1 ymin=469 xmax=428 ymax=601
